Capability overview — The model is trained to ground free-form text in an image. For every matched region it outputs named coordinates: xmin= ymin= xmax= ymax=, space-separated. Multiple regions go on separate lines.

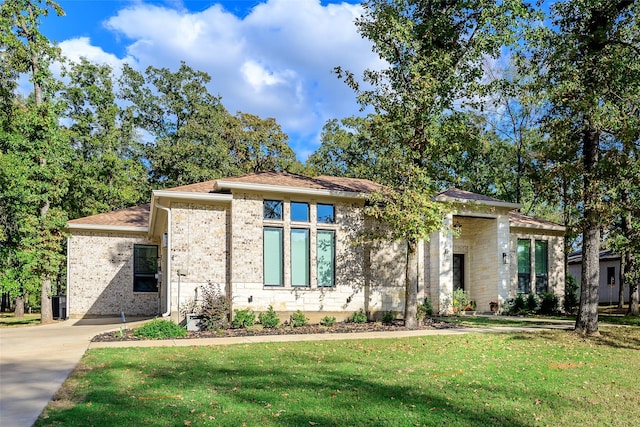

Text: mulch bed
xmin=91 ymin=318 xmax=461 ymax=342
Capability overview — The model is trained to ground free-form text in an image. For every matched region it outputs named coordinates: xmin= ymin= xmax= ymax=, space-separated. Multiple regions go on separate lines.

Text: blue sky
xmin=39 ymin=0 xmax=382 ymax=161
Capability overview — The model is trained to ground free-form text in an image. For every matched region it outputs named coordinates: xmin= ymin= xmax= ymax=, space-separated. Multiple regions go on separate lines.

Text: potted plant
xmin=490 ymin=301 xmax=499 ymax=312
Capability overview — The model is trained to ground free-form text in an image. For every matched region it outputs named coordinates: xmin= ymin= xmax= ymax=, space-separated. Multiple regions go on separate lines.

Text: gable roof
xmin=67 ymin=204 xmax=150 ymax=231
xmin=508 ymin=211 xmax=565 ymax=232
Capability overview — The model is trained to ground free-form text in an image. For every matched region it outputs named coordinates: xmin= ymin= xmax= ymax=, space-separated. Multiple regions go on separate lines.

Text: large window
xmin=291 ymin=229 xmax=310 ymax=286
xmin=535 ymin=240 xmax=548 ymax=294
xmin=317 ymin=230 xmax=335 ymax=287
xmin=263 ymin=228 xmax=283 ymax=286
xmin=133 ymin=245 xmax=158 ymax=292
xmin=517 ymin=239 xmax=531 ymax=294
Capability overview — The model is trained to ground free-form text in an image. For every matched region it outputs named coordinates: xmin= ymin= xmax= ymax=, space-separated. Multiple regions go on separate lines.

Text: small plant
xmin=538 ymin=292 xmax=559 ymax=315
xmin=232 ymin=309 xmax=256 ymax=328
xmin=526 ymin=293 xmax=538 ymax=312
xmin=382 ymin=311 xmax=396 ymax=325
xmin=200 ymin=282 xmax=231 ymax=331
xmin=351 ymin=309 xmax=367 ymax=323
xmin=417 ymin=297 xmax=433 ymax=321
xmin=320 ymin=316 xmax=336 ymax=326
xmin=258 ymin=305 xmax=281 ymax=328
xmin=289 ymin=310 xmax=309 ymax=327
xmin=452 ymin=289 xmax=471 ymax=315
xmin=134 ymin=318 xmax=187 ymax=339
xmin=506 ymin=294 xmax=527 ymax=315
xmin=564 ymin=274 xmax=579 ymax=314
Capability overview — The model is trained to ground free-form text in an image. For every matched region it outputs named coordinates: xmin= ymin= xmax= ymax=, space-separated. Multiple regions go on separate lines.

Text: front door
xmin=453 ymin=254 xmax=465 ymax=291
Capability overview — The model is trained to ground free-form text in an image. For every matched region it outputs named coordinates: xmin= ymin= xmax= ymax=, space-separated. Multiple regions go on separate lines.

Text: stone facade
xmin=67 ymin=231 xmax=159 ymax=317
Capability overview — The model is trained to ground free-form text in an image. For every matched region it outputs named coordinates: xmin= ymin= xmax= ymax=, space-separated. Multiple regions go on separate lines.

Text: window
xmin=317 ymin=230 xmax=335 ymax=287
xmin=133 ymin=245 xmax=158 ymax=292
xmin=291 ymin=202 xmax=309 ymax=222
xmin=291 ymin=229 xmax=310 ymax=286
xmin=264 ymin=200 xmax=283 ymax=220
xmin=517 ymin=239 xmax=531 ymax=294
xmin=607 ymin=266 xmax=616 ymax=286
xmin=317 ymin=203 xmax=335 ymax=223
xmin=263 ymin=228 xmax=283 ymax=286
xmin=534 ymin=240 xmax=548 ymax=293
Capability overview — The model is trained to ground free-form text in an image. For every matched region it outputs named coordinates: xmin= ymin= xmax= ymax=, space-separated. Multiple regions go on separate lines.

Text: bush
xmin=320 ymin=316 xmax=336 ymax=326
xmin=417 ymin=297 xmax=433 ymax=320
xmin=382 ymin=311 xmax=396 ymax=325
xmin=351 ymin=309 xmax=367 ymax=323
xmin=505 ymin=294 xmax=527 ymax=315
xmin=564 ymin=274 xmax=579 ymax=314
xmin=538 ymin=292 xmax=559 ymax=315
xmin=452 ymin=289 xmax=471 ymax=315
xmin=134 ymin=318 xmax=187 ymax=339
xmin=527 ymin=293 xmax=539 ymax=312
xmin=232 ymin=309 xmax=255 ymax=328
xmin=290 ymin=310 xmax=309 ymax=327
xmin=180 ymin=281 xmax=230 ymax=331
xmin=259 ymin=306 xmax=280 ymax=328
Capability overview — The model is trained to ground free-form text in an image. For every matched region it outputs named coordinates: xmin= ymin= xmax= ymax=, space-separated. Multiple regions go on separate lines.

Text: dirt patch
xmin=91 ymin=318 xmax=461 ymax=342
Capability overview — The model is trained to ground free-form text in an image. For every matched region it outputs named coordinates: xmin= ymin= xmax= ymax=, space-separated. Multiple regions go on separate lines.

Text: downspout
xmin=66 ymin=236 xmax=70 ymax=320
xmin=155 ymin=201 xmax=172 ymax=318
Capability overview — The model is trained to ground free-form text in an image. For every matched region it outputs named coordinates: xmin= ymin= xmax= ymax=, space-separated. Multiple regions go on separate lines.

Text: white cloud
xmin=58 ymin=37 xmax=132 ymax=69
xmin=94 ymin=0 xmax=383 ymax=158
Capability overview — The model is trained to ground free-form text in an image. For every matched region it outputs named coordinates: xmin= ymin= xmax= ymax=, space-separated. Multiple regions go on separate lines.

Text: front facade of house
xmin=66 ymin=171 xmax=565 ymax=322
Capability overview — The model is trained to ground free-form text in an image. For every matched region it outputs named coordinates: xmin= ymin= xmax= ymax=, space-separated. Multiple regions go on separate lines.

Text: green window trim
xmin=263 ymin=227 xmax=283 ymax=286
xmin=535 ymin=240 xmax=548 ymax=294
xmin=317 ymin=230 xmax=335 ymax=287
xmin=133 ymin=244 xmax=158 ymax=292
xmin=517 ymin=239 xmax=531 ymax=294
xmin=291 ymin=229 xmax=310 ymax=287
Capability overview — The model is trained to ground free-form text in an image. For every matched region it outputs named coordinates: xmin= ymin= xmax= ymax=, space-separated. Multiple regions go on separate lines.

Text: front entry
xmin=453 ymin=254 xmax=465 ymax=291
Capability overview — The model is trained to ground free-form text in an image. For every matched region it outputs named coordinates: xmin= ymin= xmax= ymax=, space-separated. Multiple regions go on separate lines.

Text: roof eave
xmin=510 ymin=223 xmax=566 ymax=233
xmin=67 ymin=223 xmax=149 ymax=233
xmin=435 ymin=195 xmax=522 ymax=210
xmin=214 ymin=180 xmax=366 ymax=199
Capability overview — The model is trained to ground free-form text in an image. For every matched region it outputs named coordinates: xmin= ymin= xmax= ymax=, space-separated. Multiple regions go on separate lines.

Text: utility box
xmin=52 ymin=295 xmax=67 ymax=320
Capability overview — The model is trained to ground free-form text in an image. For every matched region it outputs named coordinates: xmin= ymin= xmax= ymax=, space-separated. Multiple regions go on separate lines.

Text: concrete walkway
xmin=0 ymin=317 xmax=573 ymax=427
xmin=0 ymin=317 xmax=151 ymax=427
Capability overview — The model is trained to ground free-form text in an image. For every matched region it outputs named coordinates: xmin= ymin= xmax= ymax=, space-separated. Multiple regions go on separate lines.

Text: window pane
xmin=291 ymin=202 xmax=309 ymax=222
xmin=264 ymin=228 xmax=283 ymax=285
xmin=317 ymin=230 xmax=335 ymax=287
xmin=535 ymin=240 xmax=548 ymax=294
xmin=517 ymin=240 xmax=530 ymax=294
xmin=134 ymin=245 xmax=158 ymax=292
xmin=291 ymin=229 xmax=309 ymax=287
xmin=264 ymin=200 xmax=283 ymax=220
xmin=317 ymin=204 xmax=335 ymax=223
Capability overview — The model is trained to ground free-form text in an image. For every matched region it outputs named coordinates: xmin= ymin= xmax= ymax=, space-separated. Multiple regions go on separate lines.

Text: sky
xmin=38 ymin=0 xmax=383 ymax=161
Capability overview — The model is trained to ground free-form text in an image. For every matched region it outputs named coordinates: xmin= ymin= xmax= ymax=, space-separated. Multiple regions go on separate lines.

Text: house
xmin=66 ymin=171 xmax=566 ymax=323
xmin=567 ymin=250 xmax=627 ymax=305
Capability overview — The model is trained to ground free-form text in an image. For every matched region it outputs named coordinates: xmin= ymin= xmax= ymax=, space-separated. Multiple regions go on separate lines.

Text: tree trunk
xmin=404 ymin=239 xmax=418 ymax=329
xmin=40 ymin=275 xmax=53 ymax=323
xmin=628 ymin=253 xmax=639 ymax=316
xmin=575 ymin=129 xmax=600 ymax=335
xmin=619 ymin=193 xmax=631 ymax=309
xmin=14 ymin=295 xmax=25 ymax=318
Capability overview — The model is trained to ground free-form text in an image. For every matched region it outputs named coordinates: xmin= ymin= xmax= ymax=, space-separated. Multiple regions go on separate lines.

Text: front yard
xmin=37 ymin=326 xmax=640 ymax=426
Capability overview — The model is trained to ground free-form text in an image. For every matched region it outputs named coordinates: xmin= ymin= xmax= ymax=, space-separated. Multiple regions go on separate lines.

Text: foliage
xmin=319 ymin=316 xmax=336 ymax=327
xmin=417 ymin=297 xmax=434 ymax=321
xmin=504 ymin=294 xmax=527 ymax=315
xmin=526 ymin=293 xmax=538 ymax=313
xmin=39 ymin=329 xmax=640 ymax=426
xmin=452 ymin=289 xmax=472 ymax=315
xmin=538 ymin=292 xmax=559 ymax=316
xmin=133 ymin=318 xmax=187 ymax=339
xmin=258 ymin=306 xmax=280 ymax=328
xmin=180 ymin=282 xmax=230 ymax=331
xmin=381 ymin=311 xmax=396 ymax=325
xmin=231 ymin=309 xmax=255 ymax=329
xmin=350 ymin=309 xmax=367 ymax=324
xmin=563 ymin=275 xmax=580 ymax=314
xmin=289 ymin=310 xmax=309 ymax=328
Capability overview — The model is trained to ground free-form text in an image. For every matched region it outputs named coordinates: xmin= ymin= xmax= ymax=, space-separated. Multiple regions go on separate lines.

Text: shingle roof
xmin=437 ymin=188 xmax=513 ymax=204
xmin=508 ymin=211 xmax=564 ymax=229
xmin=164 ymin=180 xmax=217 ymax=193
xmin=67 ymin=204 xmax=150 ymax=228
xmin=217 ymin=171 xmax=383 ymax=193
xmin=568 ymin=249 xmax=620 ymax=264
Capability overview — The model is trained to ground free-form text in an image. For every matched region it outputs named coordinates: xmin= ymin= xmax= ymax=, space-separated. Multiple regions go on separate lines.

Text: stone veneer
xmin=67 ymin=231 xmax=159 ymax=317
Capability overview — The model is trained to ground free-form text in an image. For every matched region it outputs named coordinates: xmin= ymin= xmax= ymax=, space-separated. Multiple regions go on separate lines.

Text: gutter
xmin=154 ymin=201 xmax=172 ymax=318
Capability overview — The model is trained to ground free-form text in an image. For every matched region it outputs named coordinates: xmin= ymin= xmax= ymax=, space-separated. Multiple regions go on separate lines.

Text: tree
xmin=61 ymin=59 xmax=149 ymax=219
xmin=528 ymin=0 xmax=640 ymax=334
xmin=0 ymin=0 xmax=68 ymax=322
xmin=335 ymin=0 xmax=530 ymax=327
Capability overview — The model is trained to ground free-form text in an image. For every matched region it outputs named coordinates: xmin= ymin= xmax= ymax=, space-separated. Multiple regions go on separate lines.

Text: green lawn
xmin=37 ymin=327 xmax=640 ymax=427
xmin=0 ymin=312 xmax=40 ymax=327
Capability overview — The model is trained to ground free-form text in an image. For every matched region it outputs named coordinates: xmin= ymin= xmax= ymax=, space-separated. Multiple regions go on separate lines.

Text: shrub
xmin=290 ymin=310 xmax=309 ymax=327
xmin=259 ymin=305 xmax=280 ymax=328
xmin=417 ymin=297 xmax=433 ymax=320
xmin=134 ymin=318 xmax=187 ymax=339
xmin=382 ymin=311 xmax=396 ymax=325
xmin=232 ymin=309 xmax=256 ymax=328
xmin=199 ymin=283 xmax=231 ymax=331
xmin=564 ymin=274 xmax=579 ymax=314
xmin=505 ymin=294 xmax=527 ymax=315
xmin=452 ymin=289 xmax=471 ymax=315
xmin=351 ymin=309 xmax=367 ymax=323
xmin=320 ymin=316 xmax=336 ymax=326
xmin=526 ymin=293 xmax=539 ymax=312
xmin=538 ymin=292 xmax=559 ymax=315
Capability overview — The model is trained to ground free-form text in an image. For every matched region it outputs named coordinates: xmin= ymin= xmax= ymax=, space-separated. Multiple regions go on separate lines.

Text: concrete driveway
xmin=0 ymin=317 xmax=150 ymax=427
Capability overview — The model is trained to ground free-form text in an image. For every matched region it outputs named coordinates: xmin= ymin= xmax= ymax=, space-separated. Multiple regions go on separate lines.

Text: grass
xmin=37 ymin=327 xmax=640 ymax=427
xmin=0 ymin=312 xmax=41 ymax=327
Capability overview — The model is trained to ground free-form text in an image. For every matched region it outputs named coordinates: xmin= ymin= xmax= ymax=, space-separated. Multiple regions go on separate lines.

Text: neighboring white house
xmin=66 ymin=171 xmax=566 ymax=322
xmin=568 ymin=250 xmax=627 ymax=305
